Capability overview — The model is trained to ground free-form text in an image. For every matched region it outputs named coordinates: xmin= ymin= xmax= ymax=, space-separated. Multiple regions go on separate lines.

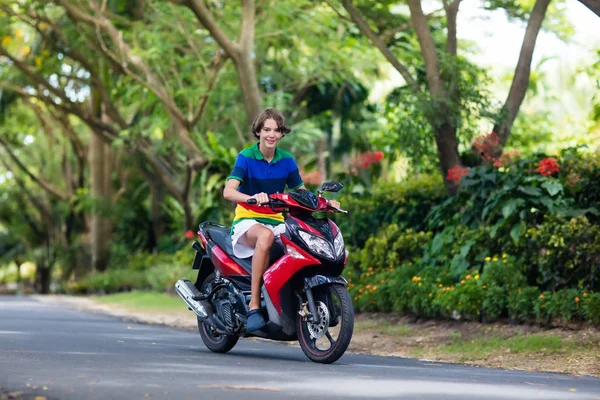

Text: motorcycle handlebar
xmin=247 ymin=196 xmax=347 ymax=213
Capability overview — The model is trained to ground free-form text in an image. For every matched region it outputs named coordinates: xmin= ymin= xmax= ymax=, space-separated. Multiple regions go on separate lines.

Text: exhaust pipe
xmin=175 ymin=279 xmax=211 ymax=319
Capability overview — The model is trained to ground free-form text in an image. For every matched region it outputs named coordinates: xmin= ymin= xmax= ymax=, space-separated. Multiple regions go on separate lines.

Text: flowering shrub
xmin=472 ymin=132 xmax=500 ymax=162
xmin=345 ymin=148 xmax=600 ymax=325
xmin=536 ymin=157 xmax=560 ymax=176
xmin=446 ymin=165 xmax=470 ymax=182
xmin=581 ymin=292 xmax=600 ymax=324
xmin=470 ymin=131 xmax=521 ymax=168
xmin=351 ymin=151 xmax=384 ymax=170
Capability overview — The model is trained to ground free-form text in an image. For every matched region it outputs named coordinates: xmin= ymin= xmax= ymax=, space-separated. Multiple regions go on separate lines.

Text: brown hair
xmin=250 ymin=108 xmax=291 ymax=139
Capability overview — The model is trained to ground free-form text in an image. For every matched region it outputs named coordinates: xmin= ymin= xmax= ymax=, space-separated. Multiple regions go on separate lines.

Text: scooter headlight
xmin=333 ymin=232 xmax=345 ymax=258
xmin=298 ymin=230 xmax=334 ymax=260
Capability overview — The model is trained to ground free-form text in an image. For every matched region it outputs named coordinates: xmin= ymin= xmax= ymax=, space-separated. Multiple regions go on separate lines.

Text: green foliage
xmin=520 ymin=215 xmax=600 ymax=291
xmin=560 ymin=149 xmax=600 ymax=218
xmin=69 ymin=248 xmax=196 ymax=294
xmin=507 ymin=286 xmax=540 ymax=322
xmin=481 ymin=255 xmax=526 ymax=291
xmin=482 ymin=286 xmax=507 ymax=322
xmin=581 ymin=292 xmax=600 ymax=325
xmin=427 ymin=157 xmax=595 ymax=239
xmin=338 ymin=175 xmax=445 ymax=248
xmin=545 ymin=289 xmax=581 ymax=323
xmin=345 ymin=149 xmax=600 ymax=325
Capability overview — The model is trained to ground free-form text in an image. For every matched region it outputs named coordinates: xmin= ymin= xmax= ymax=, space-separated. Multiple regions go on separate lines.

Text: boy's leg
xmin=241 ymin=224 xmax=275 ymax=311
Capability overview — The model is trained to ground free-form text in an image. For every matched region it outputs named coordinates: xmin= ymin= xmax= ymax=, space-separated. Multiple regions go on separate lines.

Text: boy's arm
xmin=223 ymin=179 xmax=251 ymax=203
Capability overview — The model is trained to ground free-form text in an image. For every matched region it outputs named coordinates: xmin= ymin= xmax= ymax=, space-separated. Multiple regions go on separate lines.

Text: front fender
xmin=304 ymin=274 xmax=348 ymax=290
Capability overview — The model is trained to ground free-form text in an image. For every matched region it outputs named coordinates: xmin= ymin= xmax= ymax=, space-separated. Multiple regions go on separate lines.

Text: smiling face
xmin=258 ymin=118 xmax=283 ymax=151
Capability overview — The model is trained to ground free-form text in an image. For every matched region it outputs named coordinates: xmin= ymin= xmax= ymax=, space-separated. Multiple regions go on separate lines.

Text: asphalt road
xmin=1 ymin=296 xmax=599 ymax=400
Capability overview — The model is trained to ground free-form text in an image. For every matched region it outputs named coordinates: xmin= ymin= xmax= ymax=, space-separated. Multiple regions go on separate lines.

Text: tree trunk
xmin=234 ymin=53 xmax=262 ymax=139
xmin=14 ymin=257 xmax=22 ymax=296
xmin=445 ymin=0 xmax=461 ymax=55
xmin=148 ymin=180 xmax=166 ymax=251
xmin=493 ymin=0 xmax=552 ymax=150
xmin=435 ymin=123 xmax=461 ymax=195
xmin=89 ymin=132 xmax=112 ymax=272
xmin=35 ymin=263 xmax=51 ymax=294
xmin=182 ymin=197 xmax=194 ymax=232
xmin=578 ymin=0 xmax=600 ymax=18
xmin=89 ymin=63 xmax=113 ymax=272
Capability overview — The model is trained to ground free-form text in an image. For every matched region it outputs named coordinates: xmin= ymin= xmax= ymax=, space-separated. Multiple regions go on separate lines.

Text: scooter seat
xmin=205 ymin=226 xmax=285 ymax=275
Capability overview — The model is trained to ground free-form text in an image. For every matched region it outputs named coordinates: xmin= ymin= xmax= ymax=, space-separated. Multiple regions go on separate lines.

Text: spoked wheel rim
xmin=298 ymin=284 xmax=351 ymax=358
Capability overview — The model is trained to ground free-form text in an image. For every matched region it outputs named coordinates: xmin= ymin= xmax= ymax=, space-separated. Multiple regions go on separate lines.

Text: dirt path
xmin=33 ymin=295 xmax=600 ymax=377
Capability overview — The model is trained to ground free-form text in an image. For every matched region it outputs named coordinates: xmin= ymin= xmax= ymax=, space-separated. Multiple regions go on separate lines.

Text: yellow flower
xmin=466 ymin=274 xmax=472 ymax=280
xmin=460 ymin=280 xmax=465 ymax=284
xmin=14 ymin=28 xmax=23 ymax=38
xmin=575 ymin=297 xmax=580 ymax=303
xmin=20 ymin=45 xmax=30 ymax=56
xmin=583 ymin=292 xmax=588 ymax=297
xmin=418 ymin=282 xmax=422 ymax=287
xmin=540 ymin=294 xmax=544 ymax=299
xmin=485 ymin=257 xmax=491 ymax=261
xmin=482 ymin=285 xmax=487 ymax=289
xmin=492 ymin=257 xmax=498 ymax=262
xmin=429 ymin=293 xmax=433 ymax=297
xmin=1 ymin=36 xmax=12 ymax=46
xmin=474 ymin=274 xmax=480 ymax=280
xmin=502 ymin=254 xmax=507 ymax=259
xmin=438 ymin=284 xmax=443 ymax=288
xmin=373 ymin=286 xmax=378 ymax=291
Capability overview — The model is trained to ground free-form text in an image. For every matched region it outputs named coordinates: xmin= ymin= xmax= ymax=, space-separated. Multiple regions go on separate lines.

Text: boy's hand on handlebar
xmin=328 ymin=200 xmax=341 ymax=209
xmin=249 ymin=192 xmax=270 ymax=205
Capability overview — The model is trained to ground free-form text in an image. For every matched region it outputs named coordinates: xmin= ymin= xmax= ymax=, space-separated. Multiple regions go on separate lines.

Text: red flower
xmin=472 ymin=132 xmax=521 ymax=168
xmin=472 ymin=132 xmax=500 ymax=163
xmin=535 ymin=157 xmax=559 ymax=176
xmin=447 ymin=165 xmax=470 ymax=182
xmin=184 ymin=230 xmax=196 ymax=240
xmin=352 ymin=151 xmax=384 ymax=170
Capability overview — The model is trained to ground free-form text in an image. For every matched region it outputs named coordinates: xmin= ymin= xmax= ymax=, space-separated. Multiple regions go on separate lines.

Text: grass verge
xmin=92 ymin=291 xmax=184 ymax=313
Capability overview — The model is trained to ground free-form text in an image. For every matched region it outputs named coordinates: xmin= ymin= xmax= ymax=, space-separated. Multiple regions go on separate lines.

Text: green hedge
xmin=337 ymin=174 xmax=445 ymax=248
xmin=344 ymin=149 xmax=600 ymax=325
xmin=68 ymin=248 xmax=196 ymax=294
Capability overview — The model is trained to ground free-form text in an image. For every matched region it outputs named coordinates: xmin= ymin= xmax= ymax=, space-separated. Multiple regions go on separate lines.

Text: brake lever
xmin=328 ymin=205 xmax=348 ymax=214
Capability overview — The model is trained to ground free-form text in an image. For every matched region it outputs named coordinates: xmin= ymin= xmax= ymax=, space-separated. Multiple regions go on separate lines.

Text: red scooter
xmin=175 ymin=182 xmax=354 ymax=364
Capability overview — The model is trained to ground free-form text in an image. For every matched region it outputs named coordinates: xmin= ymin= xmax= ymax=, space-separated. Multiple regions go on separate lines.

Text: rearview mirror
xmin=319 ymin=182 xmax=343 ymax=193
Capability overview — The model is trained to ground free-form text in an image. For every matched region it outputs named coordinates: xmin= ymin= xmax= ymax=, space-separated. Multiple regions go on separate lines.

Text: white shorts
xmin=231 ymin=220 xmax=287 ymax=259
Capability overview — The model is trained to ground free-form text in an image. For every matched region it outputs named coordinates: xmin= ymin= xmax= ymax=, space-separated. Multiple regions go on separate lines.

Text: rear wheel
xmin=297 ymin=284 xmax=354 ymax=364
xmin=197 ymin=273 xmax=239 ymax=353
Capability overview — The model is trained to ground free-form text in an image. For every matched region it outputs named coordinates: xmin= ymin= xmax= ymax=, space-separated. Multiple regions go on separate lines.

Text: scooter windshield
xmin=288 ymin=189 xmax=319 ymax=210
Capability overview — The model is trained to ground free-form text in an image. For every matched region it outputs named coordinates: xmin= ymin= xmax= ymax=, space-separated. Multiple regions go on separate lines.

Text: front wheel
xmin=297 ymin=283 xmax=354 ymax=364
xmin=197 ymin=273 xmax=239 ymax=353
